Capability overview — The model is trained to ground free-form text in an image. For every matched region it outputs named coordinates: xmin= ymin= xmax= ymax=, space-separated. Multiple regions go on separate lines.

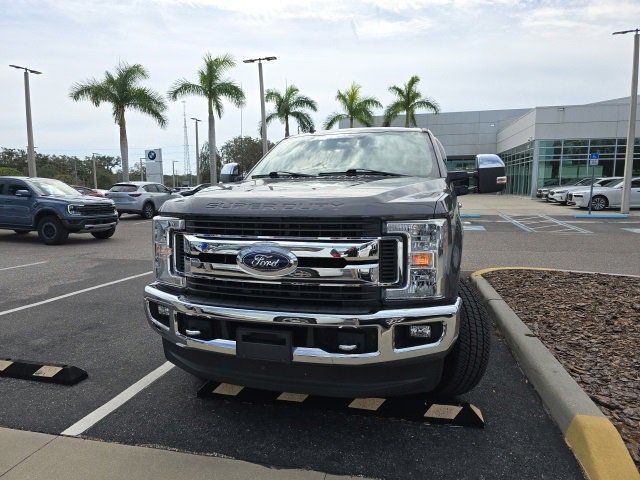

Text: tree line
xmin=0 ymin=135 xmax=271 ymax=189
xmin=68 ymin=53 xmax=440 ymax=184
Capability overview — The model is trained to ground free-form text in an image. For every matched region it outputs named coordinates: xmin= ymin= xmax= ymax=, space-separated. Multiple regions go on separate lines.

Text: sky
xmin=1 ymin=0 xmax=639 ymax=175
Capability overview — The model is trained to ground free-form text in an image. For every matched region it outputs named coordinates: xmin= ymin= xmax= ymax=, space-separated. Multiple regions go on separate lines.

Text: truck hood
xmin=160 ymin=176 xmax=451 ymax=219
xmin=37 ymin=195 xmax=114 ymax=206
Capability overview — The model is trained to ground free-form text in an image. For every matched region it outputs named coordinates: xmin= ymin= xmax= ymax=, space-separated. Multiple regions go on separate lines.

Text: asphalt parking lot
xmin=1 ymin=212 xmax=639 ymax=479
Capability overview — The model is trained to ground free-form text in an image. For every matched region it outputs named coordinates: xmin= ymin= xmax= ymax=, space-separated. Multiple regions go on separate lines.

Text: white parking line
xmin=0 ymin=271 xmax=152 ymax=318
xmin=498 ymin=214 xmax=535 ymax=232
xmin=0 ymin=261 xmax=48 ymax=272
xmin=61 ymin=361 xmax=175 ymax=436
xmin=539 ymin=215 xmax=591 ymax=234
xmin=133 ymin=221 xmax=150 ymax=225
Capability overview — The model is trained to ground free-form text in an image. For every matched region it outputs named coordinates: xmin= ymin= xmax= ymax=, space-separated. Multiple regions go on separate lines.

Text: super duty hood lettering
xmin=206 ymin=201 xmax=345 ymax=211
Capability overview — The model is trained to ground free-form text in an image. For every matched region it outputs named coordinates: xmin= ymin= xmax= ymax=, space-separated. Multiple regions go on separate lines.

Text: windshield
xmin=597 ymin=178 xmax=621 ymax=187
xmin=27 ymin=178 xmax=80 ymax=196
xmin=573 ymin=178 xmax=592 ymax=186
xmin=248 ymin=131 xmax=440 ymax=179
xmin=109 ymin=184 xmax=138 ymax=192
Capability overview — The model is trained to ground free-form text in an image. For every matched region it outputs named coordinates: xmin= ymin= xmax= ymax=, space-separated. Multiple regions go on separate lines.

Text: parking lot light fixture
xmin=10 ymin=64 xmax=41 ymax=177
xmin=191 ymin=117 xmax=202 ymax=184
xmin=613 ymin=28 xmax=639 ymax=214
xmin=243 ymin=56 xmax=277 ymax=155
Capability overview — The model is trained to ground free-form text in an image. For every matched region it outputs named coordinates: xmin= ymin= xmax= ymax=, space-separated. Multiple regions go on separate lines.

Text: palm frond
xmin=413 ymin=98 xmax=440 ymax=113
xmin=167 ymin=80 xmax=204 ymax=100
xmin=129 ymin=87 xmax=168 ymax=127
xmin=323 ymin=112 xmax=347 ymax=130
xmin=290 ymin=111 xmax=315 ymax=132
xmin=216 ymin=81 xmax=245 ymax=108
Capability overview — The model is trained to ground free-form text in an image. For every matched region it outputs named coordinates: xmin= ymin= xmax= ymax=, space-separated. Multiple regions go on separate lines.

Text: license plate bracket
xmin=236 ymin=327 xmax=293 ymax=363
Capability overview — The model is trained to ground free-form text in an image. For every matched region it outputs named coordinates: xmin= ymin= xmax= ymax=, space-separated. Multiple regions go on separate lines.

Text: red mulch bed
xmin=484 ymin=269 xmax=640 ymax=468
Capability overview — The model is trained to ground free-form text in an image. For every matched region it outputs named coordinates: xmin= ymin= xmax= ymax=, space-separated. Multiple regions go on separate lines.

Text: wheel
xmin=91 ymin=228 xmax=116 ymax=240
xmin=142 ymin=202 xmax=155 ymax=219
xmin=590 ymin=195 xmax=608 ymax=211
xmin=37 ymin=215 xmax=69 ymax=245
xmin=13 ymin=230 xmax=29 ymax=235
xmin=436 ymin=278 xmax=491 ymax=396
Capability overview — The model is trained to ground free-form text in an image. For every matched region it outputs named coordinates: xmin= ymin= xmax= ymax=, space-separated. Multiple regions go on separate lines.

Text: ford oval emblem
xmin=237 ymin=244 xmax=298 ymax=278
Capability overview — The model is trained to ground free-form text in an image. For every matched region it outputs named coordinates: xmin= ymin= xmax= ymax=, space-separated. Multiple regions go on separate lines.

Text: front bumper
xmin=63 ymin=215 xmax=118 ymax=232
xmin=144 ymin=284 xmax=460 ymax=394
xmin=145 ymin=283 xmax=460 ymax=365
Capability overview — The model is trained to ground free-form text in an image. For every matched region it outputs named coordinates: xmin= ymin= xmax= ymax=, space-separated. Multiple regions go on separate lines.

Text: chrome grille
xmin=184 ymin=217 xmax=381 ymax=238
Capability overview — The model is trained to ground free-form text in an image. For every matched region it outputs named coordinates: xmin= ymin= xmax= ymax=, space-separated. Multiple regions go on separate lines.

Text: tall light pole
xmin=92 ymin=153 xmax=98 ymax=189
xmin=243 ymin=56 xmax=276 ymax=156
xmin=139 ymin=157 xmax=145 ymax=181
xmin=613 ymin=29 xmax=639 ymax=214
xmin=191 ymin=117 xmax=202 ymax=184
xmin=10 ymin=65 xmax=41 ymax=177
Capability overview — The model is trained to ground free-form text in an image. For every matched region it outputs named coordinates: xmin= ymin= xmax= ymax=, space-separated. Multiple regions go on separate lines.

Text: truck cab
xmin=144 ymin=128 xmax=505 ymax=397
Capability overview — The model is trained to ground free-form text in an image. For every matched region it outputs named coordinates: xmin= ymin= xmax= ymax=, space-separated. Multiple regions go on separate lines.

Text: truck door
xmin=3 ymin=180 xmax=33 ymax=226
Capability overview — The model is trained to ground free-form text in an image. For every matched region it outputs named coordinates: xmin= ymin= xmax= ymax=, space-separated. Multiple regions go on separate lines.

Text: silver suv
xmin=105 ymin=181 xmax=180 ymax=219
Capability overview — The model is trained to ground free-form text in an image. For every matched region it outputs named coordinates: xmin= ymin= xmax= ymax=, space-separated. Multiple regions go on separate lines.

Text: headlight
xmin=67 ymin=204 xmax=83 ymax=215
xmin=153 ymin=216 xmax=185 ymax=287
xmin=384 ymin=219 xmax=448 ymax=300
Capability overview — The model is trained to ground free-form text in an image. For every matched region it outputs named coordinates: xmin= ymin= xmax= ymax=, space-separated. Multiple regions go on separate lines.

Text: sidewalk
xmin=459 ymin=194 xmax=640 ymax=216
xmin=0 ymin=427 xmax=361 ymax=480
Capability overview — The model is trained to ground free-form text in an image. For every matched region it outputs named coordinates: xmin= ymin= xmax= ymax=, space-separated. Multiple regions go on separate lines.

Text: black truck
xmin=145 ymin=128 xmax=506 ymax=397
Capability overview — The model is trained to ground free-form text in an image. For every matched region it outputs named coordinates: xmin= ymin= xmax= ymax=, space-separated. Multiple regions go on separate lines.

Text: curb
xmin=574 ymin=213 xmax=629 ymax=219
xmin=460 ymin=213 xmax=481 ymax=218
xmin=470 ymin=268 xmax=639 ymax=480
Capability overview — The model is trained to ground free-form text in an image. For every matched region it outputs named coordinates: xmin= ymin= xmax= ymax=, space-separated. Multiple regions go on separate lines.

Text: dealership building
xmin=345 ymin=96 xmax=640 ymax=196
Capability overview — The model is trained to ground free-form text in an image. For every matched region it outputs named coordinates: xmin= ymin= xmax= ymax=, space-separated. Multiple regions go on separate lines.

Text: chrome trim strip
xmin=144 ymin=284 xmax=460 ymax=365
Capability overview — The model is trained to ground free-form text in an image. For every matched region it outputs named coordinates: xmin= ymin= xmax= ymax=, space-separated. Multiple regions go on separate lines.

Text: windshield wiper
xmin=318 ymin=168 xmax=406 ymax=177
xmin=253 ymin=171 xmax=314 ymax=178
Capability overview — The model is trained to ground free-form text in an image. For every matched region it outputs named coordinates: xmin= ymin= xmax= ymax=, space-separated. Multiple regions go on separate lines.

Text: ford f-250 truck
xmin=144 ymin=128 xmax=506 ymax=397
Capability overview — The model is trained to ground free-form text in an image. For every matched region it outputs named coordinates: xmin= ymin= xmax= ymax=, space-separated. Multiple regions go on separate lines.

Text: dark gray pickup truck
xmin=0 ymin=176 xmax=118 ymax=244
xmin=145 ymin=128 xmax=506 ymax=397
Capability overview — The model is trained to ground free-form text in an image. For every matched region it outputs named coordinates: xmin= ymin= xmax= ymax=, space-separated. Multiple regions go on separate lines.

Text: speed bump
xmin=0 ymin=358 xmax=87 ymax=385
xmin=197 ymin=381 xmax=484 ymax=428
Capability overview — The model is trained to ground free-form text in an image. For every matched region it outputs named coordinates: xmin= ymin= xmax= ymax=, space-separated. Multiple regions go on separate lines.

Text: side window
xmin=8 ymin=183 xmax=27 ymax=196
xmin=143 ymin=184 xmax=158 ymax=193
xmin=0 ymin=182 xmax=5 ymax=195
xmin=157 ymin=184 xmax=170 ymax=193
xmin=631 ymin=179 xmax=640 ymax=188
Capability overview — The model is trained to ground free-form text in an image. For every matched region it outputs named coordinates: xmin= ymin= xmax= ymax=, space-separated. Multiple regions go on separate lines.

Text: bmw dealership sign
xmin=145 ymin=148 xmax=163 ymax=184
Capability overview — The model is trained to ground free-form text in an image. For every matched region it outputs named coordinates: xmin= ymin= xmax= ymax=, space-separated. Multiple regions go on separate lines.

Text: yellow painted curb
xmin=565 ymin=415 xmax=639 ymax=480
xmin=470 ymin=266 xmax=554 ymax=277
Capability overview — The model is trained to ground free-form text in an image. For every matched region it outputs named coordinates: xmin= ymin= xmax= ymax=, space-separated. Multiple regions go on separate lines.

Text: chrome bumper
xmin=144 ymin=283 xmax=460 ymax=366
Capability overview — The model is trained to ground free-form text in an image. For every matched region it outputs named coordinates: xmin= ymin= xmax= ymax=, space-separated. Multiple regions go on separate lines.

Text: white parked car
xmin=105 ymin=181 xmax=181 ymax=218
xmin=548 ymin=177 xmax=621 ymax=204
xmin=568 ymin=177 xmax=640 ymax=210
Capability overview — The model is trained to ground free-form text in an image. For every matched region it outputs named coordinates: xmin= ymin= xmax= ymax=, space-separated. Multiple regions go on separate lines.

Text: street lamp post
xmin=10 ymin=65 xmax=41 ymax=177
xmin=92 ymin=153 xmax=98 ymax=189
xmin=191 ymin=117 xmax=202 ymax=184
xmin=139 ymin=157 xmax=145 ymax=181
xmin=613 ymin=28 xmax=639 ymax=214
xmin=243 ymin=56 xmax=277 ymax=156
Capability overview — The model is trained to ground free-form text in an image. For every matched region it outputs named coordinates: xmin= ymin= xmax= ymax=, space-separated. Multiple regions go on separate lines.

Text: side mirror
xmin=220 ymin=162 xmax=242 ymax=183
xmin=447 ymin=170 xmax=471 ymax=196
xmin=15 ymin=189 xmax=31 ymax=197
xmin=476 ymin=154 xmax=507 ymax=193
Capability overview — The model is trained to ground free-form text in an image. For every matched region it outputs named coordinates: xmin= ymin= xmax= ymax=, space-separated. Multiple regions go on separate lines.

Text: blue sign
xmin=589 ymin=152 xmax=600 ymax=160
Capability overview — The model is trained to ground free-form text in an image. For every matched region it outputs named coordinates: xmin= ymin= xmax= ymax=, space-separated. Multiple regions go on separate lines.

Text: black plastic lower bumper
xmin=63 ymin=215 xmax=118 ymax=232
xmin=163 ymin=339 xmax=446 ymax=397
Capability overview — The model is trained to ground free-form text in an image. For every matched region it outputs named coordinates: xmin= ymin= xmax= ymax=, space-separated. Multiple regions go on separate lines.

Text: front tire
xmin=590 ymin=195 xmax=608 ymax=211
xmin=91 ymin=228 xmax=116 ymax=240
xmin=37 ymin=216 xmax=69 ymax=245
xmin=142 ymin=202 xmax=155 ymax=219
xmin=436 ymin=279 xmax=491 ymax=397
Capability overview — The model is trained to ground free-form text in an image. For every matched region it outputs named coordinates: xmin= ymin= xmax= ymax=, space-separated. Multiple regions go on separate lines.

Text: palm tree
xmin=168 ymin=53 xmax=245 ymax=183
xmin=69 ymin=62 xmax=167 ymax=182
xmin=323 ymin=83 xmax=382 ymax=129
xmin=265 ymin=85 xmax=317 ymax=137
xmin=382 ymin=75 xmax=440 ymax=127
